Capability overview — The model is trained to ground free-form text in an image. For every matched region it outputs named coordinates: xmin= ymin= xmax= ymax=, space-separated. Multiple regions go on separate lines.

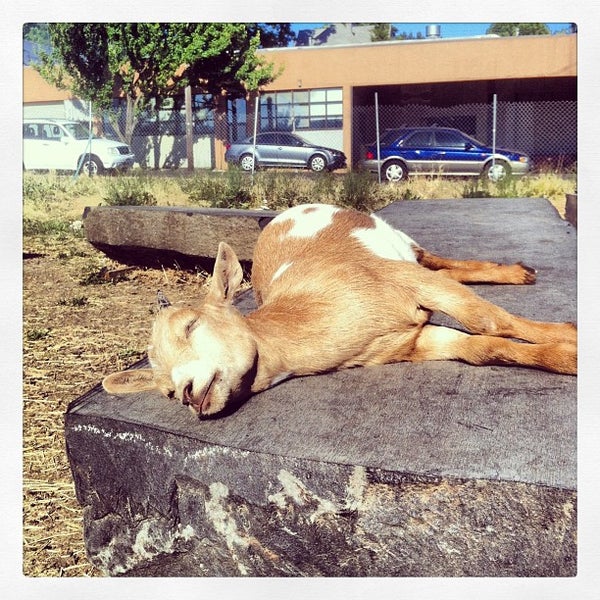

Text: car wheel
xmin=239 ymin=154 xmax=255 ymax=171
xmin=383 ymin=160 xmax=408 ymax=182
xmin=80 ymin=155 xmax=103 ymax=176
xmin=485 ymin=161 xmax=511 ymax=182
xmin=308 ymin=154 xmax=327 ymax=172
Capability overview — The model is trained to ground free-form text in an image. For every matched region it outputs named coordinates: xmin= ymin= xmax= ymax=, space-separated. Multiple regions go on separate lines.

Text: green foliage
xmin=339 ymin=170 xmax=378 ymax=211
xmin=486 ymin=23 xmax=550 ymax=36
xmin=23 ymin=173 xmax=72 ymax=204
xmin=25 ymin=328 xmax=51 ymax=341
xmin=181 ymin=169 xmax=252 ymax=208
xmin=461 ymin=177 xmax=492 ymax=198
xmin=23 ymin=218 xmax=71 ymax=236
xmin=102 ymin=177 xmax=157 ymax=206
xmin=36 ymin=23 xmax=289 ymax=145
xmin=370 ymin=24 xmax=398 ymax=42
xmin=36 ymin=23 xmax=287 ymax=137
xmin=23 ymin=23 xmax=50 ymax=47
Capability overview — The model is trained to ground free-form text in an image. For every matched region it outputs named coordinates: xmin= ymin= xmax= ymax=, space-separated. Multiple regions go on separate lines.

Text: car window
xmin=402 ymin=131 xmax=433 ymax=148
xmin=379 ymin=129 xmax=404 ymax=145
xmin=23 ymin=124 xmax=38 ymax=139
xmin=63 ymin=122 xmax=92 ymax=139
xmin=278 ymin=134 xmax=303 ymax=147
xmin=434 ymin=131 xmax=467 ymax=148
xmin=40 ymin=124 xmax=63 ymax=140
xmin=256 ymin=133 xmax=278 ymax=145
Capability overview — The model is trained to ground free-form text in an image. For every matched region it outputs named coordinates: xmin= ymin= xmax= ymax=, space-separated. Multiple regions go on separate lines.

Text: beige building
xmin=24 ymin=33 xmax=576 ymax=170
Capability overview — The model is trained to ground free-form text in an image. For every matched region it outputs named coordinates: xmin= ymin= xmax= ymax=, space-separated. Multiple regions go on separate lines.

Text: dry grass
xmin=22 ymin=169 xmax=575 ymax=577
xmin=23 ymin=229 xmax=211 ymax=577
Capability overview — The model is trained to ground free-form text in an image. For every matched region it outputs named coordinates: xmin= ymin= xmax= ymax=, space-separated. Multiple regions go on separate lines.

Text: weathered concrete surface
xmin=65 ymin=198 xmax=577 ymax=577
xmin=82 ymin=205 xmax=278 ymax=268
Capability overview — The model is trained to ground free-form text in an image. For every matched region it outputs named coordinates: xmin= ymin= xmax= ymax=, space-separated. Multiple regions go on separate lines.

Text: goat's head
xmin=102 ymin=242 xmax=258 ymax=418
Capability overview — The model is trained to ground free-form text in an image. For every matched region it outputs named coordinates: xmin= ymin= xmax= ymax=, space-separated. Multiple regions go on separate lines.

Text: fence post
xmin=375 ymin=91 xmax=381 ymax=184
xmin=251 ymin=93 xmax=259 ymax=183
xmin=491 ymin=93 xmax=497 ymax=177
xmin=185 ymin=85 xmax=194 ymax=172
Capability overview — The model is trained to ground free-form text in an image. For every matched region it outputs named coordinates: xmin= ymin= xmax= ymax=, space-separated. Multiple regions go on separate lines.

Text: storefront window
xmin=258 ymin=88 xmax=343 ymax=131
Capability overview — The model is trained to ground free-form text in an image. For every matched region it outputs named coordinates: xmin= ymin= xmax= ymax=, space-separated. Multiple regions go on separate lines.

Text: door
xmin=23 ymin=123 xmax=70 ymax=170
xmin=400 ymin=130 xmax=434 ymax=172
xmin=275 ymin=133 xmax=310 ymax=167
xmin=254 ymin=133 xmax=281 ymax=165
xmin=432 ymin=130 xmax=484 ymax=175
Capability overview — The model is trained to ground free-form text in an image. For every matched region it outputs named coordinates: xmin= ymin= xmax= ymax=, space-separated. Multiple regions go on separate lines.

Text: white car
xmin=23 ymin=119 xmax=135 ymax=175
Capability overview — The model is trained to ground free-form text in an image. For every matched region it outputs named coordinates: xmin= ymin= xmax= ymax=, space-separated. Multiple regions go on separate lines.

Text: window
xmin=258 ymin=88 xmax=343 ymax=131
xmin=434 ymin=131 xmax=467 ymax=148
xmin=403 ymin=131 xmax=433 ymax=147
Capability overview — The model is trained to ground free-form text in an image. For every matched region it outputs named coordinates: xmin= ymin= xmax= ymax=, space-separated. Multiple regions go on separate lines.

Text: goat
xmin=102 ymin=203 xmax=577 ymax=418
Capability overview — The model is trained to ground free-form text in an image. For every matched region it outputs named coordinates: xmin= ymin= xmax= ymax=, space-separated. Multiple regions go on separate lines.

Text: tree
xmin=23 ymin=23 xmax=50 ymax=47
xmin=486 ymin=23 xmax=550 ymax=36
xmin=36 ymin=23 xmax=290 ymax=144
xmin=370 ymin=23 xmax=399 ymax=42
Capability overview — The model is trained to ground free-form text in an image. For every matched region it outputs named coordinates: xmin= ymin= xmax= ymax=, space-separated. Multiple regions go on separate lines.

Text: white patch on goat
xmin=171 ymin=323 xmax=227 ymax=392
xmin=271 ymin=261 xmax=293 ymax=283
xmin=272 ymin=203 xmax=340 ymax=239
xmin=351 ymin=215 xmax=418 ymax=262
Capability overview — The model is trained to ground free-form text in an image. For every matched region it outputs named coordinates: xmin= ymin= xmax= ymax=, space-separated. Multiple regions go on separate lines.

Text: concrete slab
xmin=65 ymin=198 xmax=577 ymax=576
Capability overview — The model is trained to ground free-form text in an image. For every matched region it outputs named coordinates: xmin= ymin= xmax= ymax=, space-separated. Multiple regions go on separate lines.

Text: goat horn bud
xmin=156 ymin=290 xmax=171 ymax=310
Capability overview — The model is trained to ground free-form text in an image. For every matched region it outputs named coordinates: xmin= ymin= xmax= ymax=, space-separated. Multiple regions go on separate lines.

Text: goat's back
xmin=251 ymin=204 xmax=419 ymax=306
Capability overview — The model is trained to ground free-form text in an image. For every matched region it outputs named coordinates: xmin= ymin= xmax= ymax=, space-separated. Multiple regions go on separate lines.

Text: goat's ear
xmin=207 ymin=241 xmax=243 ymax=305
xmin=102 ymin=369 xmax=157 ymax=394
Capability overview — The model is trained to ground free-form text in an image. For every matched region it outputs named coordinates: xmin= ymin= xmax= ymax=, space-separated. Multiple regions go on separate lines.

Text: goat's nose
xmin=182 ymin=382 xmax=194 ymax=406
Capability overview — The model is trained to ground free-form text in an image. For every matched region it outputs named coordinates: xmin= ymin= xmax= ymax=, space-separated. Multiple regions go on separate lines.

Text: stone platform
xmin=66 ymin=198 xmax=577 ymax=576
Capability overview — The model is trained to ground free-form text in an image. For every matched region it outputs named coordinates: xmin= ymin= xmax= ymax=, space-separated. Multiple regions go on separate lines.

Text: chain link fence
xmin=352 ymin=99 xmax=577 ymax=170
xmin=93 ymin=96 xmax=576 ymax=172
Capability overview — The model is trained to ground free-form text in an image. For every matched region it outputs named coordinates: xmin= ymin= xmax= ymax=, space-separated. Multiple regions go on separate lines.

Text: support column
xmin=342 ymin=84 xmax=353 ymax=170
xmin=213 ymin=93 xmax=229 ymax=171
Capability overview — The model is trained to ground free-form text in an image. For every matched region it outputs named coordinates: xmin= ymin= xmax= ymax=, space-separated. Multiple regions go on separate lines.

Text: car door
xmin=26 ymin=123 xmax=70 ymax=170
xmin=432 ymin=130 xmax=483 ymax=175
xmin=400 ymin=131 xmax=434 ymax=172
xmin=254 ymin=133 xmax=280 ymax=165
xmin=276 ymin=133 xmax=310 ymax=167
xmin=23 ymin=123 xmax=62 ymax=170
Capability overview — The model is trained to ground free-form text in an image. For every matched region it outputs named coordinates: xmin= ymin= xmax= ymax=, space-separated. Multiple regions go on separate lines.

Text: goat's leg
xmin=414 ymin=247 xmax=537 ymax=285
xmin=409 ymin=324 xmax=576 ymax=375
xmin=410 ymin=268 xmax=577 ymax=345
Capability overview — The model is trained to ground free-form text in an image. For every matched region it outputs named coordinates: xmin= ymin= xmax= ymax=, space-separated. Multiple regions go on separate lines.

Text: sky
xmin=289 ymin=22 xmax=573 ymax=39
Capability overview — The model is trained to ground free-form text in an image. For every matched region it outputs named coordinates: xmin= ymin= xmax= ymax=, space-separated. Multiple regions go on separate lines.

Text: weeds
xmin=23 ymin=168 xmax=577 ymax=237
xmin=25 ymin=328 xmax=51 ymax=341
xmin=340 ymin=170 xmax=378 ymax=211
xmin=23 ymin=218 xmax=71 ymax=236
xmin=182 ymin=169 xmax=253 ymax=208
xmin=57 ymin=296 xmax=88 ymax=307
xmin=102 ymin=177 xmax=157 ymax=206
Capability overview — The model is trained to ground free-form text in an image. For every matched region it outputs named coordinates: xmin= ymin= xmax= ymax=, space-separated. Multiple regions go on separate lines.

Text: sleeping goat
xmin=103 ymin=203 xmax=577 ymax=418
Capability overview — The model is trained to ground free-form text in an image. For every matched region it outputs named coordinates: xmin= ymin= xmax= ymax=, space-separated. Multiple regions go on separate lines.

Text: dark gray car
xmin=225 ymin=132 xmax=347 ymax=173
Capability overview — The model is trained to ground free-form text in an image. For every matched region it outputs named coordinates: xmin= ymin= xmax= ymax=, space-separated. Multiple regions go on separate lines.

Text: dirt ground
xmin=23 ymin=230 xmax=212 ymax=576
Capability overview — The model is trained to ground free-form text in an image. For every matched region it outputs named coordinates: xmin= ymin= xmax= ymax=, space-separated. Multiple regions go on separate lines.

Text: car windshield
xmin=63 ymin=122 xmax=96 ymax=140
